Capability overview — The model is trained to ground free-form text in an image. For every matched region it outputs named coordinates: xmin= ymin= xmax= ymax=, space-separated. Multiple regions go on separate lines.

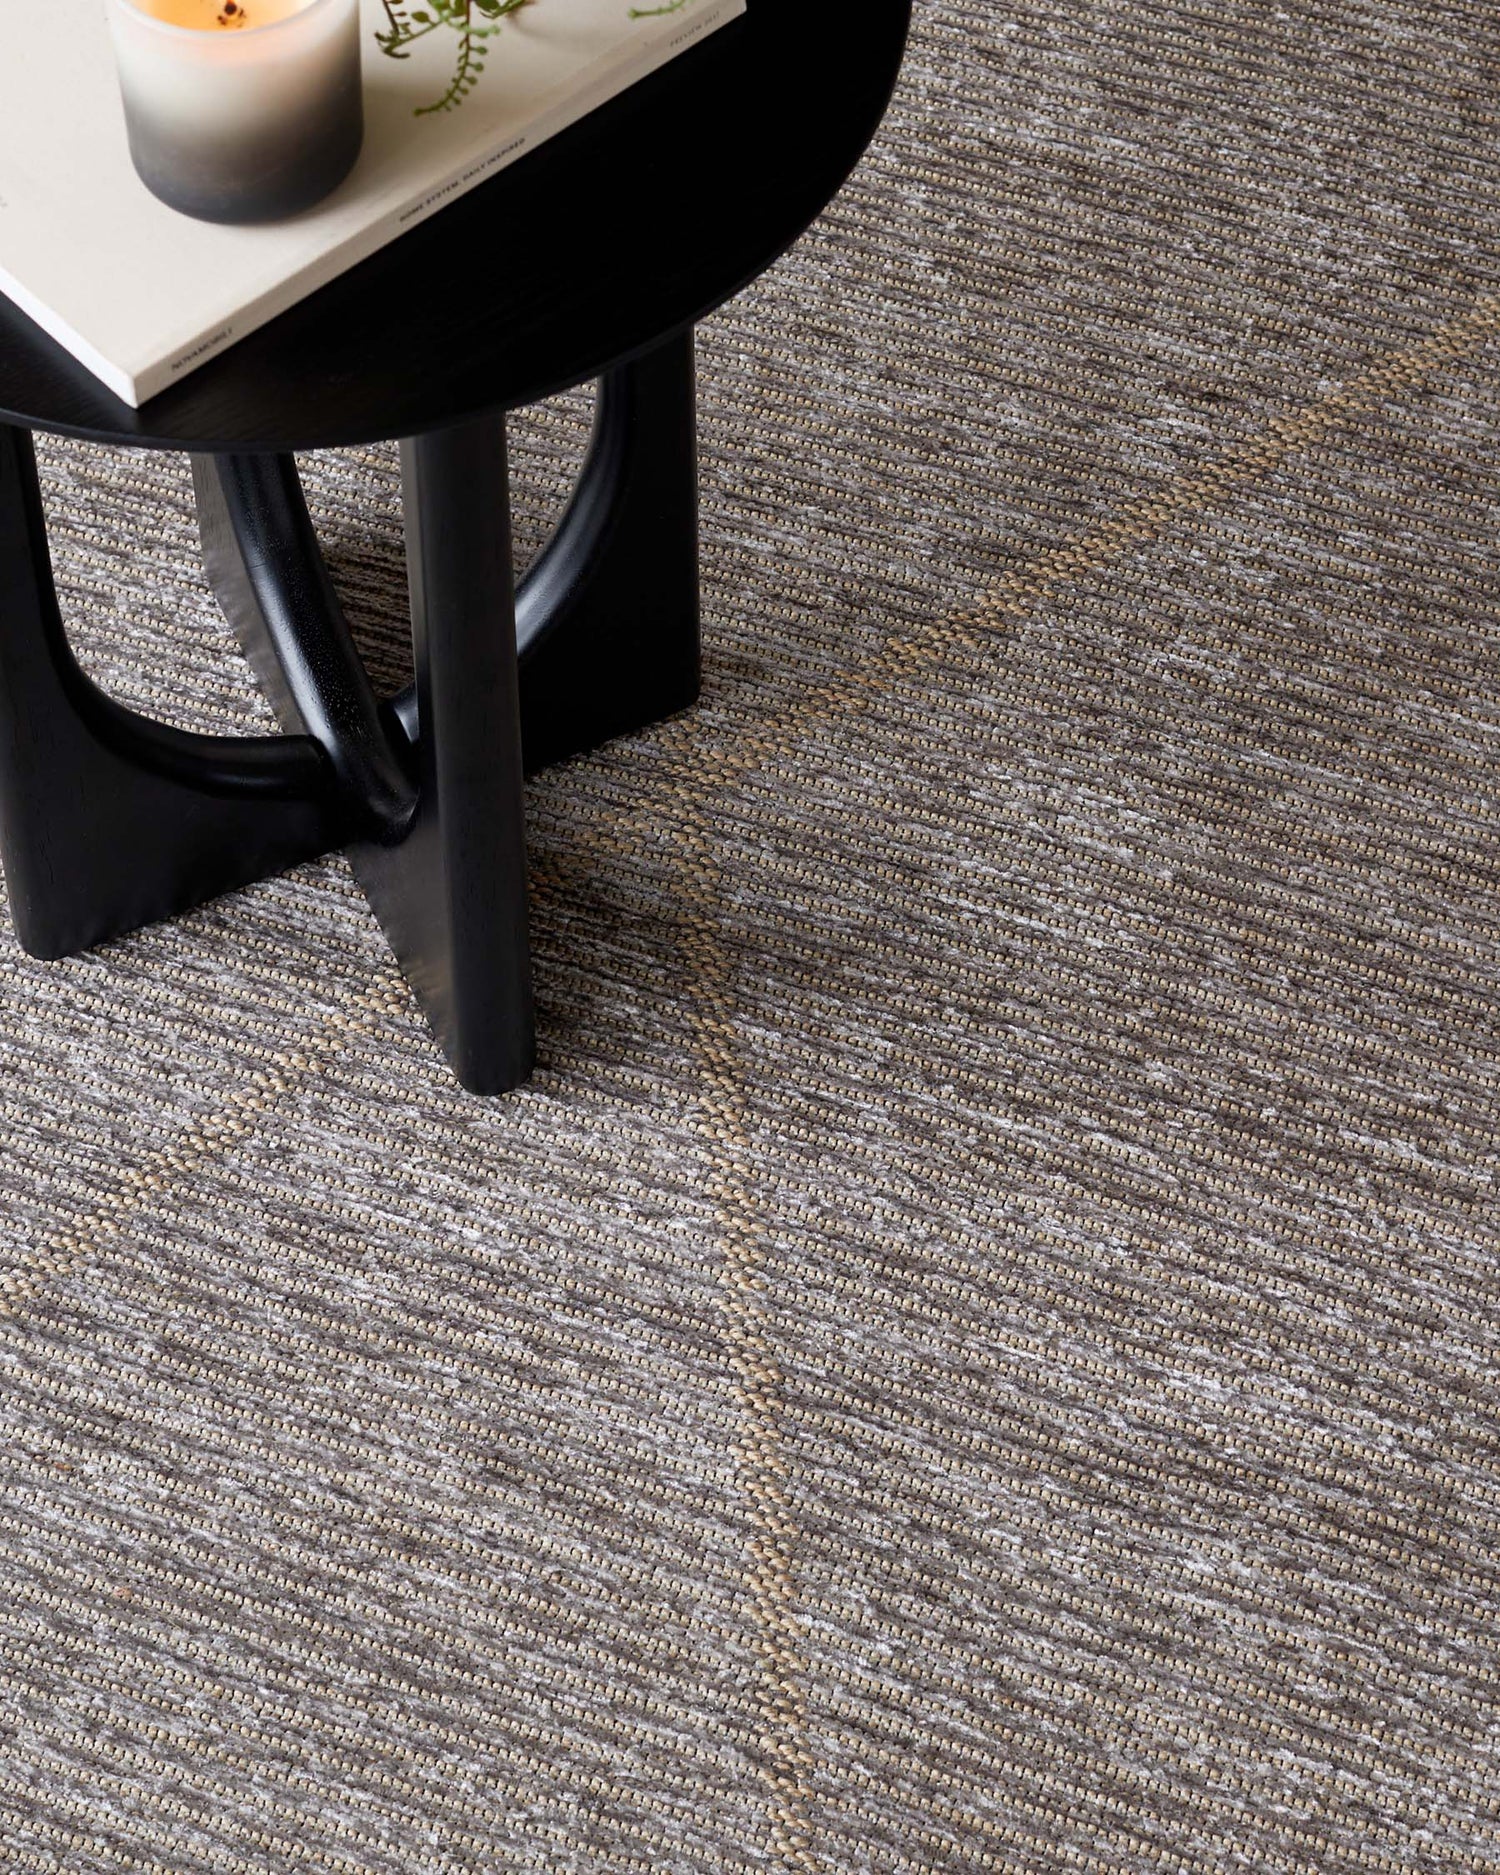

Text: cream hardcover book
xmin=0 ymin=0 xmax=743 ymax=406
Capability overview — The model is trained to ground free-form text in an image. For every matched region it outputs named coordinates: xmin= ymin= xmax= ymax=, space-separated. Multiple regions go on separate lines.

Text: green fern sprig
xmin=377 ymin=0 xmax=532 ymax=115
xmin=378 ymin=0 xmax=700 ymax=115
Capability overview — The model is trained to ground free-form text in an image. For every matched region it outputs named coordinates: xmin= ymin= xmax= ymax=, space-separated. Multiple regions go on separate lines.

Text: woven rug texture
xmin=2 ymin=0 xmax=1499 ymax=1869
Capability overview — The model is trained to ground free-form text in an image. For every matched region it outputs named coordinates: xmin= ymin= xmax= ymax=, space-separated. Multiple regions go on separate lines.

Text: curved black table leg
xmin=384 ymin=327 xmax=701 ymax=770
xmin=0 ymin=422 xmax=349 ymax=962
xmin=0 ymin=327 xmax=697 ymax=1089
xmin=196 ymin=326 xmax=699 ymax=1091
xmin=191 ymin=450 xmax=415 ymax=842
xmin=516 ymin=324 xmax=701 ymax=769
xmin=192 ymin=422 xmax=533 ymax=1094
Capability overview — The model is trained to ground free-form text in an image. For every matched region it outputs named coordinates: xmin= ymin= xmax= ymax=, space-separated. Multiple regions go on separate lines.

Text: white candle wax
xmin=108 ymin=0 xmax=363 ymax=223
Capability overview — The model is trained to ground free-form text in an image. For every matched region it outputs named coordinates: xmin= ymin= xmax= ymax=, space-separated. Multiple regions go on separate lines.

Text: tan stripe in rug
xmin=0 ymin=982 xmax=411 ymax=1326
xmin=8 ymin=286 xmax=1500 ymax=1871
xmin=583 ymin=283 xmax=1500 ymax=1873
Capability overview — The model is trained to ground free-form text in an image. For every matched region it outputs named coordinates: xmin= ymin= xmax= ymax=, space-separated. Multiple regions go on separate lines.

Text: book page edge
xmin=0 ymin=264 xmax=139 ymax=409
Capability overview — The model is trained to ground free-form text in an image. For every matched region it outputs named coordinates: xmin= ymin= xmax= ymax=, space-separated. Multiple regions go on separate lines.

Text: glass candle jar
xmin=107 ymin=0 xmax=364 ymax=225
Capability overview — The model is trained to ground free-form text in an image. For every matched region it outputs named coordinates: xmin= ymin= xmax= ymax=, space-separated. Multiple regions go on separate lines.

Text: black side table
xmin=0 ymin=2 xmax=910 ymax=1092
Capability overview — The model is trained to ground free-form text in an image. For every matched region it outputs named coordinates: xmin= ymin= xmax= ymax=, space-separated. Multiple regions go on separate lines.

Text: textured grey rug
xmin=3 ymin=0 xmax=1499 ymax=1869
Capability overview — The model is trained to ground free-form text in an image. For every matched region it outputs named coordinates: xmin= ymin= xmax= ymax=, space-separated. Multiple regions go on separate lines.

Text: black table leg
xmin=382 ymin=328 xmax=701 ymax=770
xmin=517 ymin=324 xmax=701 ymax=768
xmin=193 ymin=418 xmax=534 ymax=1095
xmin=0 ymin=422 xmax=349 ymax=962
xmin=356 ymin=416 xmax=535 ymax=1095
xmin=0 ymin=328 xmax=700 ymax=1091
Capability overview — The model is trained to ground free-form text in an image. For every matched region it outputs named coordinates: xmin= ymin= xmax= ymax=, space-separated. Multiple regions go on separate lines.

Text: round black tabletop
xmin=0 ymin=1 xmax=910 ymax=453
